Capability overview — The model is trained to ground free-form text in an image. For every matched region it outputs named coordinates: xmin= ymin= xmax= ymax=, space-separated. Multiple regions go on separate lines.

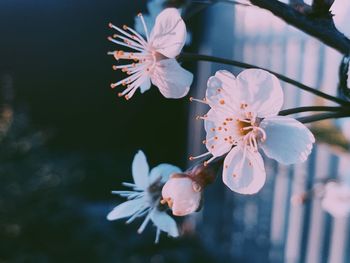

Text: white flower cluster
xmin=107 ymin=5 xmax=320 ymax=242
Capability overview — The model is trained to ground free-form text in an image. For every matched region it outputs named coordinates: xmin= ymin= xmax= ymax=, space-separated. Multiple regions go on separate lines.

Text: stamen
xmin=112 ymin=63 xmax=137 ymax=70
xmin=155 ymin=228 xmax=161 ymax=244
xmin=195 ymin=115 xmax=207 ymax=120
xmin=189 ymin=152 xmax=211 ymax=160
xmin=110 ymin=70 xmax=144 ymax=89
xmin=113 ymin=34 xmax=144 ymax=49
xmin=108 ymin=36 xmax=144 ymax=52
xmin=109 ymin=22 xmax=147 ymax=47
xmin=138 ymin=13 xmax=150 ymax=42
xmin=189 ymin=97 xmax=209 ymax=104
xmin=124 ymin=25 xmax=148 ymax=47
xmin=204 ymin=156 xmax=216 ymax=166
xmin=255 ymin=127 xmax=267 ymax=141
xmin=137 ymin=212 xmax=152 ymax=234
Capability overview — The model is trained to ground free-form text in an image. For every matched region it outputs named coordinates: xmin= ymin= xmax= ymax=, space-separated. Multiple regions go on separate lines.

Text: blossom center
xmin=107 ymin=13 xmax=167 ymax=100
xmin=236 ymin=103 xmax=266 ymax=152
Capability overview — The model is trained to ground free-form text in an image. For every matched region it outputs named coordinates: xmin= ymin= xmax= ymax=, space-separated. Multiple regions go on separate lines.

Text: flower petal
xmin=132 ymin=150 xmax=150 ymax=189
xmin=204 ymin=109 xmax=236 ymax=157
xmin=140 ymin=77 xmax=151 ymax=93
xmin=260 ymin=116 xmax=315 ymax=165
xmin=206 ymin=71 xmax=239 ymax=116
xmin=150 ymin=209 xmax=179 ymax=237
xmin=322 ymin=182 xmax=350 ymax=218
xmin=236 ymin=69 xmax=284 ymax=117
xmin=151 ymin=58 xmax=192 ymax=98
xmin=149 ymin=163 xmax=182 ymax=184
xmin=150 ymin=8 xmax=186 ymax=58
xmin=107 ymin=198 xmax=145 ymax=220
xmin=222 ymin=146 xmax=266 ymax=194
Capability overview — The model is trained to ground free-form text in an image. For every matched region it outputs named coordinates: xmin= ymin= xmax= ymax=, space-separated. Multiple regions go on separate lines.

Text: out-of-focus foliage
xmin=310 ymin=122 xmax=350 ymax=152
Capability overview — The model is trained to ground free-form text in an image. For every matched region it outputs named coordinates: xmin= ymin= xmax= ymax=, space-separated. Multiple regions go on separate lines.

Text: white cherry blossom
xmin=134 ymin=0 xmax=192 ymax=46
xmin=322 ymin=181 xmax=350 ymax=218
xmin=108 ymin=8 xmax=193 ymax=100
xmin=191 ymin=69 xmax=315 ymax=194
xmin=107 ymin=150 xmax=181 ymax=243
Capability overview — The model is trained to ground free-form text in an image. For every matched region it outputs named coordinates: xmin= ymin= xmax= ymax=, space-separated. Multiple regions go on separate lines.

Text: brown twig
xmin=249 ymin=0 xmax=350 ymax=54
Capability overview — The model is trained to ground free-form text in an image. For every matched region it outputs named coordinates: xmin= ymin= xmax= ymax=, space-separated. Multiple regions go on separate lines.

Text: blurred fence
xmin=188 ymin=2 xmax=350 ymax=262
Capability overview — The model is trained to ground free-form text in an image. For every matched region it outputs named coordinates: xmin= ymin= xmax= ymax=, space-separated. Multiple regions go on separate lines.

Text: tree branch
xmin=279 ymin=106 xmax=346 ymax=116
xmin=297 ymin=111 xmax=350 ymax=123
xmin=249 ymin=0 xmax=350 ymax=54
xmin=179 ymin=52 xmax=350 ymax=105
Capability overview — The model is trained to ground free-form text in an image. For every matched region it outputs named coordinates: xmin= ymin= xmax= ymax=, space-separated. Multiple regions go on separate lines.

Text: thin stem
xmin=179 ymin=52 xmax=350 ymax=106
xmin=192 ymin=0 xmax=251 ymax=6
xmin=298 ymin=111 xmax=350 ymax=124
xmin=249 ymin=0 xmax=350 ymax=55
xmin=279 ymin=106 xmax=346 ymax=116
xmin=338 ymin=54 xmax=350 ymax=101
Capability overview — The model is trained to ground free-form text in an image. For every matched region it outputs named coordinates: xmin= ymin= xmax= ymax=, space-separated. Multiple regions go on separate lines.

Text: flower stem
xmin=179 ymin=52 xmax=350 ymax=106
xmin=279 ymin=106 xmax=347 ymax=116
xmin=298 ymin=111 xmax=350 ymax=123
xmin=191 ymin=0 xmax=251 ymax=6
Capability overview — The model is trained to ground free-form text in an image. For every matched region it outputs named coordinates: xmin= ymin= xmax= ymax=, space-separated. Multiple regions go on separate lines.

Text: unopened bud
xmin=161 ymin=174 xmax=201 ymax=216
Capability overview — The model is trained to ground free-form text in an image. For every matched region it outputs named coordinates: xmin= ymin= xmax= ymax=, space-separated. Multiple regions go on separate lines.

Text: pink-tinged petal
xmin=162 ymin=177 xmax=201 ymax=216
xmin=107 ymin=198 xmax=145 ymax=220
xmin=151 ymin=58 xmax=193 ymax=99
xmin=222 ymin=146 xmax=266 ymax=194
xmin=150 ymin=8 xmax=186 ymax=58
xmin=140 ymin=77 xmax=151 ymax=93
xmin=260 ymin=116 xmax=315 ymax=165
xmin=150 ymin=209 xmax=179 ymax=237
xmin=206 ymin=70 xmax=236 ymax=98
xmin=236 ymin=69 xmax=284 ymax=117
xmin=206 ymin=73 xmax=239 ymax=116
xmin=322 ymin=182 xmax=350 ymax=218
xmin=204 ymin=110 xmax=236 ymax=157
xmin=149 ymin=164 xmax=182 ymax=184
xmin=132 ymin=150 xmax=150 ymax=189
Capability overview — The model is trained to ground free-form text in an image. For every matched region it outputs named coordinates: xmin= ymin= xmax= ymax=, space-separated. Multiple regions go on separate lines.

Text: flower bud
xmin=322 ymin=182 xmax=350 ymax=218
xmin=161 ymin=174 xmax=201 ymax=216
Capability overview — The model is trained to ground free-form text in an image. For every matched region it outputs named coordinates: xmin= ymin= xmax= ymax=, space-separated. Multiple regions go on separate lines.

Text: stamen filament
xmin=124 ymin=25 xmax=149 ymax=47
xmin=137 ymin=210 xmax=152 ymax=233
xmin=138 ymin=13 xmax=150 ymax=42
xmin=189 ymin=151 xmax=211 ymax=160
xmin=189 ymin=97 xmax=208 ymax=104
xmin=109 ymin=23 xmax=147 ymax=47
xmin=113 ymin=34 xmax=145 ymax=49
xmin=108 ymin=37 xmax=144 ymax=52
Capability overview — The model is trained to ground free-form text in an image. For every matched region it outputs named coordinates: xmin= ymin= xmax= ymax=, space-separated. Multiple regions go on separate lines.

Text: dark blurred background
xmin=0 ymin=1 xmax=213 ymax=262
